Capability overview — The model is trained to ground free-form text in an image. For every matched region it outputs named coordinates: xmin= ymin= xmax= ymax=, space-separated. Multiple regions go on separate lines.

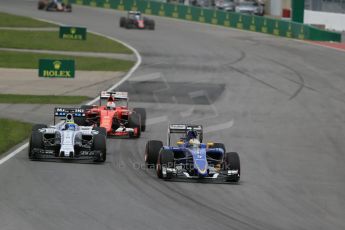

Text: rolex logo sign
xmin=53 ymin=61 xmax=61 ymax=70
xmin=70 ymin=27 xmax=76 ymax=34
xmin=59 ymin=26 xmax=87 ymax=40
xmin=39 ymin=59 xmax=75 ymax=78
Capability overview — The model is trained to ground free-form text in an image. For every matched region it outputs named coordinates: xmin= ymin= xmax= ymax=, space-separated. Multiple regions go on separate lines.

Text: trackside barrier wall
xmin=66 ymin=0 xmax=341 ymax=42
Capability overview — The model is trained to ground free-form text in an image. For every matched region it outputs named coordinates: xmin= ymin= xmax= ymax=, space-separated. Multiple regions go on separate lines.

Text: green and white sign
xmin=39 ymin=59 xmax=75 ymax=78
xmin=59 ymin=26 xmax=87 ymax=40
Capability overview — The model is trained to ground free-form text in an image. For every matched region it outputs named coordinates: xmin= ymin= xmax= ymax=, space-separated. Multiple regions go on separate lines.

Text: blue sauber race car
xmin=145 ymin=124 xmax=240 ymax=182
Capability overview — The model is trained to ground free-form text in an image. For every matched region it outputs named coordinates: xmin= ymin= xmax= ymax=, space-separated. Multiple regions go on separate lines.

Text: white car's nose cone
xmin=60 ymin=130 xmax=75 ymax=157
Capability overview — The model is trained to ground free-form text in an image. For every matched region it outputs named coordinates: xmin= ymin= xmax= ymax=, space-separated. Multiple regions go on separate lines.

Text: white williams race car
xmin=28 ymin=108 xmax=106 ymax=162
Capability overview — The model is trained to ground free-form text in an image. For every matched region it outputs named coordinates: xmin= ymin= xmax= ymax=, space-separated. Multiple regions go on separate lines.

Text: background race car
xmin=120 ymin=11 xmax=155 ymax=30
xmin=38 ymin=0 xmax=72 ymax=12
xmin=29 ymin=108 xmax=106 ymax=162
xmin=145 ymin=124 xmax=241 ymax=182
xmin=81 ymin=91 xmax=146 ymax=138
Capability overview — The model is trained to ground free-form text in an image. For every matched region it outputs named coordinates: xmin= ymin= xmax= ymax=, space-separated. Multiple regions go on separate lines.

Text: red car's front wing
xmin=107 ymin=127 xmax=139 ymax=138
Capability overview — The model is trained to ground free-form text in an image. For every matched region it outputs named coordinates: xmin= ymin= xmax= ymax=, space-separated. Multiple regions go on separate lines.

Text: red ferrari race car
xmin=38 ymin=0 xmax=72 ymax=12
xmin=119 ymin=11 xmax=155 ymax=30
xmin=81 ymin=91 xmax=146 ymax=138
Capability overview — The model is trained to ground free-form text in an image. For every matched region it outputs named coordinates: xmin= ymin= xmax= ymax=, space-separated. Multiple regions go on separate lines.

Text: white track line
xmin=0 ymin=18 xmax=142 ymax=165
xmin=0 ymin=143 xmax=29 ymax=165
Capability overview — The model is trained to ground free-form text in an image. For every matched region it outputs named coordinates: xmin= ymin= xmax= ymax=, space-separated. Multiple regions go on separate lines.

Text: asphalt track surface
xmin=1 ymin=1 xmax=345 ymax=230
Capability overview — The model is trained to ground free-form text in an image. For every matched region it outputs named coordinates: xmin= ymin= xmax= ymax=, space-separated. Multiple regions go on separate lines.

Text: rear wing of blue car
xmin=54 ymin=107 xmax=85 ymax=124
xmin=168 ymin=124 xmax=203 ymax=145
xmin=168 ymin=124 xmax=203 ymax=133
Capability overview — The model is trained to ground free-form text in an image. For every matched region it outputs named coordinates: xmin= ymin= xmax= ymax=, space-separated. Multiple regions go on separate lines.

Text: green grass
xmin=0 ymin=30 xmax=132 ymax=54
xmin=0 ymin=94 xmax=90 ymax=104
xmin=0 ymin=51 xmax=134 ymax=71
xmin=0 ymin=12 xmax=57 ymax=27
xmin=0 ymin=118 xmax=32 ymax=155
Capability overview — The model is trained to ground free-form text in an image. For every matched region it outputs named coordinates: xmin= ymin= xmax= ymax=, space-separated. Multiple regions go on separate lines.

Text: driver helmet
xmin=107 ymin=101 xmax=116 ymax=110
xmin=135 ymin=13 xmax=140 ymax=20
xmin=65 ymin=123 xmax=76 ymax=131
xmin=186 ymin=130 xmax=198 ymax=140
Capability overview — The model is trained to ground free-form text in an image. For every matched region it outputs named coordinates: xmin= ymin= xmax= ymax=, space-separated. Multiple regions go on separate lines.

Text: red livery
xmin=82 ymin=91 xmax=146 ymax=138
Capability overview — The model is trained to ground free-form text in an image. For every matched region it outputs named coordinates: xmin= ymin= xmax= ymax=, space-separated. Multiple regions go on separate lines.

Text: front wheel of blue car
xmin=156 ymin=149 xmax=174 ymax=179
xmin=225 ymin=152 xmax=240 ymax=182
xmin=145 ymin=140 xmax=163 ymax=167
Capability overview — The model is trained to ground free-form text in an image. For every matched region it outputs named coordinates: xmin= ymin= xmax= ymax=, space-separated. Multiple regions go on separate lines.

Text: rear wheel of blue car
xmin=156 ymin=149 xmax=174 ymax=179
xmin=225 ymin=152 xmax=240 ymax=182
xmin=213 ymin=143 xmax=226 ymax=153
xmin=145 ymin=140 xmax=163 ymax=167
xmin=93 ymin=134 xmax=106 ymax=163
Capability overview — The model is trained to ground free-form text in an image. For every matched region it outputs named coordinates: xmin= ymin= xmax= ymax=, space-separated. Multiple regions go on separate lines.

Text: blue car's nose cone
xmin=195 ymin=159 xmax=208 ymax=176
xmin=192 ymin=149 xmax=208 ymax=176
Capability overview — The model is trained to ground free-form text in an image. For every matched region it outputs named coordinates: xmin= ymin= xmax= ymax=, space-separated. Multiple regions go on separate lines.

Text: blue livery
xmin=145 ymin=124 xmax=240 ymax=182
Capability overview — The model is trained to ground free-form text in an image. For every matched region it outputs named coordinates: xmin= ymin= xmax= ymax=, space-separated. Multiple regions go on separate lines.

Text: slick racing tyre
xmin=145 ymin=140 xmax=163 ymax=167
xmin=38 ymin=1 xmax=46 ymax=10
xmin=129 ymin=113 xmax=141 ymax=138
xmin=156 ymin=149 xmax=174 ymax=179
xmin=93 ymin=127 xmax=107 ymax=136
xmin=93 ymin=134 xmax=106 ymax=162
xmin=148 ymin=20 xmax=155 ymax=30
xmin=125 ymin=19 xmax=133 ymax=29
xmin=213 ymin=143 xmax=226 ymax=153
xmin=29 ymin=131 xmax=43 ymax=160
xmin=225 ymin=152 xmax=240 ymax=182
xmin=65 ymin=3 xmax=72 ymax=12
xmin=133 ymin=108 xmax=146 ymax=132
xmin=120 ymin=17 xmax=126 ymax=27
